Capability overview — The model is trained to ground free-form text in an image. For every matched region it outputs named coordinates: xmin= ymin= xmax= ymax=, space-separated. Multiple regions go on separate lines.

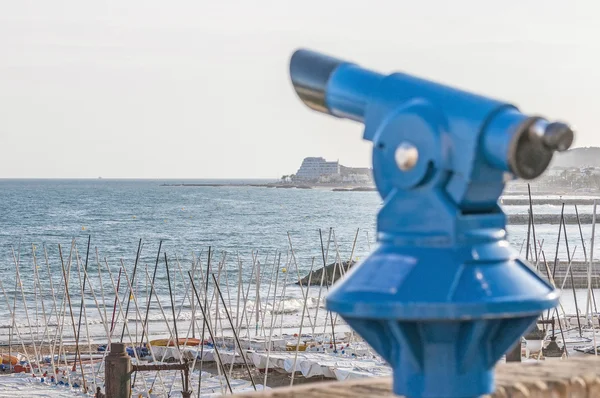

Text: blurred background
xmin=0 ymin=0 xmax=594 ymax=179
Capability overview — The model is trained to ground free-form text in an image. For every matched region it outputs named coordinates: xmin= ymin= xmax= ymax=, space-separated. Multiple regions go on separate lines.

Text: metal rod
xmin=527 ymin=184 xmax=539 ymax=264
xmin=576 ymin=203 xmax=599 ymax=317
xmin=133 ymin=361 xmax=190 ymax=372
xmin=165 ymin=253 xmax=185 ymax=389
xmin=139 ymin=240 xmax=162 ymax=348
xmin=133 ymin=240 xmax=162 ymax=389
xmin=525 ymin=207 xmax=532 ymax=261
xmin=552 ymin=204 xmax=565 ymax=279
xmin=590 ymin=201 xmax=598 ymax=327
xmin=263 ymin=254 xmax=281 ymax=388
xmin=120 ymin=259 xmax=168 ymax=393
xmin=561 ymin=216 xmax=582 ymax=336
xmin=290 ymin=257 xmax=316 ymax=386
xmin=58 ymin=243 xmax=87 ymax=392
xmin=73 ymin=235 xmax=91 ymax=388
xmin=287 ymin=233 xmax=316 ymax=332
xmin=109 ymin=269 xmax=122 ymax=335
xmin=540 ymin=249 xmax=568 ymax=357
xmin=319 ymin=228 xmax=337 ymax=348
xmin=211 ymin=272 xmax=257 ymax=390
xmin=188 ymin=270 xmax=233 ymax=394
xmin=121 ymin=238 xmax=142 ymax=342
xmin=198 ymin=246 xmax=212 ymax=397
xmin=74 ymin=243 xmax=98 ymax=392
xmin=104 ymin=258 xmax=152 ymax=394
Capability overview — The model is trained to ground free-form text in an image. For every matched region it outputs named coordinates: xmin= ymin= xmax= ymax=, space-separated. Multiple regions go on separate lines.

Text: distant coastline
xmin=160 ymin=182 xmax=376 ymax=191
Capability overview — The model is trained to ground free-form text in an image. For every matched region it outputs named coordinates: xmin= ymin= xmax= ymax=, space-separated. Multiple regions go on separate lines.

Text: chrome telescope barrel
xmin=290 ymin=49 xmax=383 ymax=122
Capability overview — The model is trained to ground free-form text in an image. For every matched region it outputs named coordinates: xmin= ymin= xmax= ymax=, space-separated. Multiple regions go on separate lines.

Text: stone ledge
xmin=235 ymin=357 xmax=600 ymax=397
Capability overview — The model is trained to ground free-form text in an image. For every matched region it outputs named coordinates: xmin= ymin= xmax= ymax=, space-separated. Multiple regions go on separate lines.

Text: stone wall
xmin=234 ymin=357 xmax=600 ymax=397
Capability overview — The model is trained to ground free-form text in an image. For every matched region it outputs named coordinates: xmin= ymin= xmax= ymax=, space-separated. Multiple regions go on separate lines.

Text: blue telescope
xmin=290 ymin=49 xmax=573 ymax=398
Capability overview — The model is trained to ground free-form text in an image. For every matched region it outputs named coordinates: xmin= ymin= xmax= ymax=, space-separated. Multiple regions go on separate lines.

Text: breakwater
xmin=534 ymin=260 xmax=599 ymax=289
xmin=501 ymin=197 xmax=599 ymax=206
xmin=508 ymin=213 xmax=598 ymax=225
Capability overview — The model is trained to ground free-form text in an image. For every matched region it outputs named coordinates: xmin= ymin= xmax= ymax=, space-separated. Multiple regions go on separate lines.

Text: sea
xmin=0 ymin=179 xmax=599 ymax=343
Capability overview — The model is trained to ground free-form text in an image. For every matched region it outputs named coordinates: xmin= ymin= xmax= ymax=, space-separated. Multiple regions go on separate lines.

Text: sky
xmin=0 ymin=0 xmax=597 ymax=179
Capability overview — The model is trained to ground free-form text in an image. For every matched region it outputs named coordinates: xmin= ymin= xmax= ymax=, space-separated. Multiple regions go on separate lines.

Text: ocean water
xmin=0 ymin=179 xmax=598 ymax=343
xmin=0 ymin=179 xmax=378 ymax=261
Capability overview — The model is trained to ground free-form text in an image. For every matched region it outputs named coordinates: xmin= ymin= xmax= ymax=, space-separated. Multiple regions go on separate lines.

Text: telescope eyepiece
xmin=508 ymin=118 xmax=574 ymax=180
xmin=541 ymin=121 xmax=574 ymax=152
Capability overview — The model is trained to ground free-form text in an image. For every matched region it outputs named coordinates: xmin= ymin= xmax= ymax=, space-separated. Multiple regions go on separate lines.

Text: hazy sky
xmin=0 ymin=1 xmax=596 ymax=178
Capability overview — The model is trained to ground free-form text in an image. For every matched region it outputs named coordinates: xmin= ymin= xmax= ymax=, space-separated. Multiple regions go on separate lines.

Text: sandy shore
xmin=0 ymin=342 xmax=331 ymax=389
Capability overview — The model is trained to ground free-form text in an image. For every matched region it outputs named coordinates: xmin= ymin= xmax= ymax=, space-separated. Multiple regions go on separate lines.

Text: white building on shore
xmin=295 ymin=157 xmax=340 ymax=181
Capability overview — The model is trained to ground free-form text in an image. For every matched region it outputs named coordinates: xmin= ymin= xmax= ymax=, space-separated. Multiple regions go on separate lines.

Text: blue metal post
xmin=289 ymin=49 xmax=573 ymax=398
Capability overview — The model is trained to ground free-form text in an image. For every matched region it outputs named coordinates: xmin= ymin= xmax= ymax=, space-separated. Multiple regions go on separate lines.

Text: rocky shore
xmin=296 ymin=261 xmax=356 ymax=286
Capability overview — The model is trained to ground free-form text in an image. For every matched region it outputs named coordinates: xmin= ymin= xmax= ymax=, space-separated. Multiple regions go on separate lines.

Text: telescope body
xmin=290 ymin=49 xmax=572 ymax=398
